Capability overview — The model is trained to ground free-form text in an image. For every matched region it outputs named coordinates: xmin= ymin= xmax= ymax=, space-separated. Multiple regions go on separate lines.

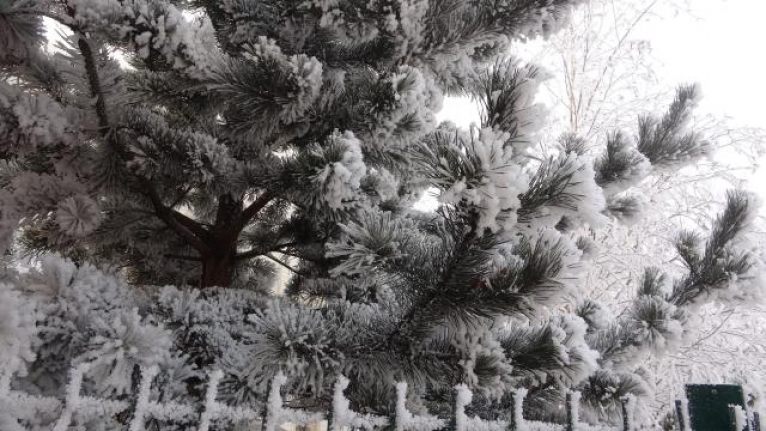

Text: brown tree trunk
xmin=198 ymin=194 xmax=246 ymax=288
xmin=200 ymin=252 xmax=235 ymax=288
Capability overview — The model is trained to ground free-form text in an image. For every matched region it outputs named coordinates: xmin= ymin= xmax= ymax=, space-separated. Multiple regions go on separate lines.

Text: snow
xmin=511 ymin=388 xmax=529 ymax=431
xmin=731 ymin=404 xmax=747 ymax=431
xmin=566 ymin=391 xmax=581 ymax=431
xmin=395 ymin=382 xmax=445 ymax=431
xmin=439 ymin=128 xmax=530 ymax=233
xmin=3 ymin=0 xmax=764 ymax=429
xmin=313 ymin=131 xmax=367 ymax=210
xmin=52 ymin=363 xmax=90 ymax=431
xmin=366 ymin=66 xmax=442 ymax=149
xmin=332 ymin=376 xmax=388 ymax=430
xmin=522 ymin=151 xmax=609 ymax=232
xmin=264 ymin=372 xmax=323 ymax=431
xmin=197 ymin=369 xmax=224 ymax=431
xmin=454 ymin=384 xmax=508 ymax=431
xmin=55 ymin=194 xmax=103 ymax=237
xmin=128 ymin=365 xmax=159 ymax=431
xmin=68 ymin=0 xmax=222 ymax=78
xmin=244 ymin=36 xmax=324 ymax=123
xmin=81 ymin=308 xmax=171 ymax=395
xmin=0 ymin=283 xmax=37 ymax=378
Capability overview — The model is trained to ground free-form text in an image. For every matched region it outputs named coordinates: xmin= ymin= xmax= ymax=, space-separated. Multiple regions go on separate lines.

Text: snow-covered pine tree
xmin=0 ymin=0 xmax=763 ymax=429
xmin=0 ymin=0 xmax=582 ymax=289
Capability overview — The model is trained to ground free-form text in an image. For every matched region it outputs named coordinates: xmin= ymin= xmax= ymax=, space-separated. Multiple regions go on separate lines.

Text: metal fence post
xmin=675 ymin=400 xmax=688 ymax=431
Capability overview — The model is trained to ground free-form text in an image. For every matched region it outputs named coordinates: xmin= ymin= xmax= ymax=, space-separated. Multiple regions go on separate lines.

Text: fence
xmin=0 ymin=361 xmax=638 ymax=431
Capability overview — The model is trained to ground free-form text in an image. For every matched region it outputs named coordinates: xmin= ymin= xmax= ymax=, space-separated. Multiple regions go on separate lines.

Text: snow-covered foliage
xmin=332 ymin=376 xmax=388 ymax=430
xmin=0 ymin=282 xmax=37 ymax=378
xmin=311 ymin=131 xmax=367 ymax=210
xmin=264 ymin=372 xmax=322 ymax=431
xmin=0 ymin=0 xmax=762 ymax=429
xmin=435 ymin=127 xmax=529 ymax=232
xmin=454 ymin=384 xmax=507 ymax=431
xmin=394 ymin=382 xmax=445 ymax=431
xmin=507 ymin=0 xmax=766 ymax=424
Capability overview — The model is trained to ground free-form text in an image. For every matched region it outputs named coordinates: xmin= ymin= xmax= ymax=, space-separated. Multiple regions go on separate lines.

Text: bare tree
xmin=508 ymin=0 xmax=766 ymax=423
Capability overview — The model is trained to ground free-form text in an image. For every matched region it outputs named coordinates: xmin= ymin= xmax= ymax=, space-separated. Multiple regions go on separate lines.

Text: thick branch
xmin=170 ymin=208 xmax=213 ymax=242
xmin=76 ymin=35 xmax=110 ymax=130
xmin=264 ymin=253 xmax=302 ymax=275
xmin=234 ymin=241 xmax=298 ymax=261
xmin=145 ymin=187 xmax=211 ymax=253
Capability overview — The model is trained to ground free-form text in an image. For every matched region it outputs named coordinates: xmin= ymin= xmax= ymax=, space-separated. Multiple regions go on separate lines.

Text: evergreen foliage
xmin=0 ymin=0 xmax=763 ymax=429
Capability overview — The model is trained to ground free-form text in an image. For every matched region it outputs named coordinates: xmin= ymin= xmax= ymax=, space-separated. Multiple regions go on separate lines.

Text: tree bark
xmin=198 ymin=194 xmax=243 ymax=288
xmin=200 ymin=251 xmax=235 ymax=288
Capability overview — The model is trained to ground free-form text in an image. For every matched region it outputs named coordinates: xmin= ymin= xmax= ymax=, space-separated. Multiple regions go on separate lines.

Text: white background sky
xmin=609 ymin=0 xmax=766 ymax=198
xmin=640 ymin=0 xmax=766 ymax=129
xmin=438 ymin=0 xmax=766 ymax=192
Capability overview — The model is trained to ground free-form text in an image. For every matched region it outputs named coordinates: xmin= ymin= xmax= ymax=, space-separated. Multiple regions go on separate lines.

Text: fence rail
xmin=0 ymin=362 xmax=637 ymax=431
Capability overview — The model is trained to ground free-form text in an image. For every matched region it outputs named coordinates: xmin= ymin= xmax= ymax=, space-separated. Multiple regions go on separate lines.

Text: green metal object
xmin=686 ymin=384 xmax=746 ymax=431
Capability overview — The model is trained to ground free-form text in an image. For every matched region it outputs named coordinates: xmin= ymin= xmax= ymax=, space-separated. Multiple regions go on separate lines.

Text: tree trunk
xmin=200 ymin=252 xmax=235 ymax=288
xmin=198 ymin=194 xmax=244 ymax=288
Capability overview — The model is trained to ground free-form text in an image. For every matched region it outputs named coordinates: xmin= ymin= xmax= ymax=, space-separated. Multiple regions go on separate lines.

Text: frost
xmin=1 ymin=0 xmax=762 ymax=428
xmin=129 ymin=365 xmax=160 ymax=431
xmin=51 ymin=363 xmax=89 ymax=431
xmin=0 ymin=283 xmax=37 ymax=377
xmin=566 ymin=391 xmax=581 ymax=430
xmin=367 ymin=66 xmax=442 ymax=148
xmin=7 ymin=90 xmax=74 ymax=149
xmin=521 ymin=151 xmax=608 ymax=231
xmin=313 ymin=131 xmax=367 ymax=209
xmin=631 ymin=296 xmax=683 ymax=353
xmin=511 ymin=1 xmax=585 ymax=40
xmin=80 ymin=309 xmax=171 ymax=395
xmin=55 ymin=195 xmax=103 ymax=237
xmin=369 ymin=167 xmax=400 ymax=202
xmin=731 ymin=404 xmax=746 ymax=431
xmin=454 ymin=384 xmax=507 ymax=431
xmin=511 ymin=388 xmax=529 ymax=431
xmin=332 ymin=376 xmax=388 ymax=430
xmin=68 ymin=0 xmax=222 ymax=78
xmin=326 ymin=212 xmax=420 ymax=277
xmin=243 ymin=37 xmax=324 ymax=123
xmin=197 ymin=369 xmax=223 ymax=431
xmin=395 ymin=382 xmax=445 ymax=431
xmin=440 ymin=128 xmax=530 ymax=233
xmin=264 ymin=372 xmax=323 ymax=431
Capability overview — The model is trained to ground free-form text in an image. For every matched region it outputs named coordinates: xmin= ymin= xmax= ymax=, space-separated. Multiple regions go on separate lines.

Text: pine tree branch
xmin=74 ymin=33 xmax=212 ymax=254
xmin=238 ymin=191 xmax=274 ymax=230
xmin=234 ymin=241 xmax=298 ymax=261
xmin=169 ymin=206 xmax=213 ymax=241
xmin=264 ymin=253 xmax=302 ymax=275
xmin=163 ymin=253 xmax=202 ymax=261
xmin=144 ymin=187 xmax=211 ymax=253
xmin=75 ymin=34 xmax=110 ymax=130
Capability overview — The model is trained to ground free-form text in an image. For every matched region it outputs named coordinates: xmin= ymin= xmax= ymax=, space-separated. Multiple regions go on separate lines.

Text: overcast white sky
xmin=639 ymin=0 xmax=766 ymax=129
xmin=612 ymin=0 xmax=766 ymax=196
xmin=437 ymin=0 xmax=766 ymax=199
